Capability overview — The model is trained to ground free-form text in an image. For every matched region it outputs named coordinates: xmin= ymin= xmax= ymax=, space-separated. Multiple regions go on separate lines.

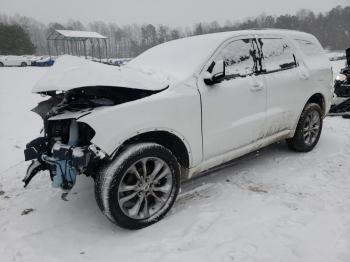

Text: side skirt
xmin=186 ymin=130 xmax=293 ymax=179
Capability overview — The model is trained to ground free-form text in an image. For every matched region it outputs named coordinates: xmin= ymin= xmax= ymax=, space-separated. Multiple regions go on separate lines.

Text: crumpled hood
xmin=32 ymin=55 xmax=169 ymax=93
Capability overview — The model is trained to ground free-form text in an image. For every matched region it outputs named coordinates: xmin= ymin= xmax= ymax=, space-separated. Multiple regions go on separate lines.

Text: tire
xmin=286 ymin=103 xmax=323 ymax=152
xmin=95 ymin=143 xmax=180 ymax=230
xmin=0 ymin=62 xmax=3 ymax=67
xmin=21 ymin=62 xmax=27 ymax=67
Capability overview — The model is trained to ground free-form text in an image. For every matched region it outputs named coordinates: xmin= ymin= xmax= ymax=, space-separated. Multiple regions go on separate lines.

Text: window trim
xmin=213 ymin=38 xmax=261 ymax=80
xmin=294 ymin=38 xmax=323 ymax=56
xmin=257 ymin=37 xmax=298 ymax=75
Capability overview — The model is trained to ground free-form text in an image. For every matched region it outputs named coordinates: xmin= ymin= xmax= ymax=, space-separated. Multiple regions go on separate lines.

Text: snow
xmin=127 ymin=34 xmax=224 ymax=80
xmin=327 ymin=51 xmax=346 ymax=61
xmin=128 ymin=29 xmax=319 ymax=80
xmin=0 ymin=61 xmax=350 ymax=262
xmin=0 ymin=67 xmax=47 ymax=174
xmin=55 ymin=30 xmax=107 ymax=39
xmin=33 ymin=55 xmax=169 ymax=93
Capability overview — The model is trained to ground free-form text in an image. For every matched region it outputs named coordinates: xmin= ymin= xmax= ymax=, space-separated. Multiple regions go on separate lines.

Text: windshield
xmin=127 ymin=34 xmax=226 ymax=80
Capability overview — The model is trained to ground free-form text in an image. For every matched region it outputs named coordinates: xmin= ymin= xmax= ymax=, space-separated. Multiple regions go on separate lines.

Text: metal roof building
xmin=47 ymin=30 xmax=109 ymax=61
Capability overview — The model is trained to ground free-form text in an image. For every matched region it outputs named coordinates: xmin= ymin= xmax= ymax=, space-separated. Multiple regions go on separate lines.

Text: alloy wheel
xmin=117 ymin=157 xmax=173 ymax=220
xmin=303 ymin=110 xmax=321 ymax=146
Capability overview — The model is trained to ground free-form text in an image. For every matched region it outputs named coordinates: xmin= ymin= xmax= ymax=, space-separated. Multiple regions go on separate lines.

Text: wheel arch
xmin=290 ymin=92 xmax=326 ymax=137
xmin=111 ymin=129 xmax=192 ymax=169
xmin=306 ymin=93 xmax=326 ymax=116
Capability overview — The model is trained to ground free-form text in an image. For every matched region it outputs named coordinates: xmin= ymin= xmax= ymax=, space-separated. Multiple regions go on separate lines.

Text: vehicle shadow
xmin=180 ymin=141 xmax=291 ymax=193
xmin=48 ymin=140 xmax=293 ymax=233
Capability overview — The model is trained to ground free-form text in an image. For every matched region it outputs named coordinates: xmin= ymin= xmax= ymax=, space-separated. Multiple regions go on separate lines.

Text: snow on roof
xmin=55 ymin=30 xmax=107 ymax=39
xmin=128 ymin=29 xmax=318 ymax=80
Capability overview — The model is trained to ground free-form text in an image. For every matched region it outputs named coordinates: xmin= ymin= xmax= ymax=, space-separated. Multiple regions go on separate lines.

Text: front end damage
xmin=24 ymin=118 xmax=105 ymax=190
xmin=23 ymin=85 xmax=161 ymax=191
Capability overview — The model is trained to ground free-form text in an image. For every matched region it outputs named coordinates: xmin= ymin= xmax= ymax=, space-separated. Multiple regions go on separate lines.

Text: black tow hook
xmin=23 ymin=160 xmax=46 ymax=188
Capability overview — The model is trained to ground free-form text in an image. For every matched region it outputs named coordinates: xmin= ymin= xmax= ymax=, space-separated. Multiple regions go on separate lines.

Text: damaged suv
xmin=24 ymin=30 xmax=333 ymax=229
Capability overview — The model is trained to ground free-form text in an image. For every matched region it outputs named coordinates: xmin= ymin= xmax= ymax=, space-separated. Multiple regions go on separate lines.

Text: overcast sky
xmin=1 ymin=0 xmax=349 ymax=26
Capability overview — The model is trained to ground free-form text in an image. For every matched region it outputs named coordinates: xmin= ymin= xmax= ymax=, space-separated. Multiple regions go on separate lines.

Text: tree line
xmin=0 ymin=23 xmax=35 ymax=55
xmin=0 ymin=5 xmax=349 ymax=57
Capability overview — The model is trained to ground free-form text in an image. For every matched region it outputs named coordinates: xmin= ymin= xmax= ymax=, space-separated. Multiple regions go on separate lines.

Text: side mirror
xmin=204 ymin=60 xmax=226 ymax=85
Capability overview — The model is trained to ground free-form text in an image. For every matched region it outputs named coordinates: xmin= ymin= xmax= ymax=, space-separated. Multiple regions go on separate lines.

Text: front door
xmin=198 ymin=38 xmax=267 ymax=160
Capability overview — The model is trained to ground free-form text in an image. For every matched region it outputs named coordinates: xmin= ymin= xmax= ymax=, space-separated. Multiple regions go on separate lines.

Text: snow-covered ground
xmin=327 ymin=51 xmax=347 ymax=61
xmin=0 ymin=61 xmax=349 ymax=262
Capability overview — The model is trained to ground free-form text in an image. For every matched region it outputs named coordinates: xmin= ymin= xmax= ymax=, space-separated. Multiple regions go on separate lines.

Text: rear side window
xmin=258 ymin=38 xmax=297 ymax=73
xmin=295 ymin=39 xmax=323 ymax=56
xmin=217 ymin=39 xmax=259 ymax=78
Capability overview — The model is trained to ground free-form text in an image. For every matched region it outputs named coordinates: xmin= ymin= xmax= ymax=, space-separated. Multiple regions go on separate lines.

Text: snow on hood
xmin=32 ymin=55 xmax=169 ymax=93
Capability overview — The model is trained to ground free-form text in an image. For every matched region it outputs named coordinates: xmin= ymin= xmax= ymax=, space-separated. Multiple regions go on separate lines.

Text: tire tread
xmin=286 ymin=103 xmax=323 ymax=152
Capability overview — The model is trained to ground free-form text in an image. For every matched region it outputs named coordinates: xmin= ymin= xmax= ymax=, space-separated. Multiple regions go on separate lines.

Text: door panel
xmin=6 ymin=56 xmax=17 ymax=66
xmin=198 ymin=38 xmax=267 ymax=160
xmin=257 ymin=38 xmax=304 ymax=136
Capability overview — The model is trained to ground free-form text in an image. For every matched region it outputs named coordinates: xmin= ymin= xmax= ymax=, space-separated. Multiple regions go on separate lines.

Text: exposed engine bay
xmin=23 ymin=86 xmax=161 ymax=190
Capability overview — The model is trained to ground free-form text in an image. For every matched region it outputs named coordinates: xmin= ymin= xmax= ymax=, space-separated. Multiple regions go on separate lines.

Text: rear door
xmin=257 ymin=37 xmax=303 ymax=136
xmin=198 ymin=37 xmax=267 ymax=160
xmin=14 ymin=56 xmax=23 ymax=66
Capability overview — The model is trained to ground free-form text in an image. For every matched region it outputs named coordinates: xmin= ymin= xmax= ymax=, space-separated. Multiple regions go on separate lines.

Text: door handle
xmin=299 ymin=72 xmax=309 ymax=80
xmin=298 ymin=67 xmax=310 ymax=80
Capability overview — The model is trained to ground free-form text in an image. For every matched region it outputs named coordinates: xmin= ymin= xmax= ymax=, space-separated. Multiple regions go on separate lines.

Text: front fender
xmin=78 ymin=84 xmax=202 ymax=167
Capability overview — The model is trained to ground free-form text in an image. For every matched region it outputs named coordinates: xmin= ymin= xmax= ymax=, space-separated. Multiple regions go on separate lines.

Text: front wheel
xmin=21 ymin=62 xmax=27 ymax=67
xmin=95 ymin=143 xmax=180 ymax=229
xmin=287 ymin=103 xmax=323 ymax=152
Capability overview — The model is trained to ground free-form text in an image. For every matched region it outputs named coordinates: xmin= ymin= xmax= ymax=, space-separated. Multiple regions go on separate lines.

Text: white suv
xmin=24 ymin=29 xmax=333 ymax=229
xmin=0 ymin=55 xmax=30 ymax=67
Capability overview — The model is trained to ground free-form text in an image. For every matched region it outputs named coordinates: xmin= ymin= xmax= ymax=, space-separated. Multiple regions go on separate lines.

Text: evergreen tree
xmin=0 ymin=23 xmax=35 ymax=55
xmin=0 ymin=5 xmax=349 ymax=57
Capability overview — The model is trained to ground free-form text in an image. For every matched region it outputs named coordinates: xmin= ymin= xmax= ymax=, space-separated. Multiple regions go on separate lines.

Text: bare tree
xmin=1 ymin=5 xmax=349 ymax=57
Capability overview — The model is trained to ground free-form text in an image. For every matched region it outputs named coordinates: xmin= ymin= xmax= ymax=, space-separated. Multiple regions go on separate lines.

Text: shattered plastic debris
xmin=21 ymin=208 xmax=35 ymax=215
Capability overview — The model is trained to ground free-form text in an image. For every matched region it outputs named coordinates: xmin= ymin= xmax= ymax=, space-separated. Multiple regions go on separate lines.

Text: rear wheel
xmin=0 ymin=62 xmax=4 ymax=67
xmin=95 ymin=143 xmax=180 ymax=229
xmin=21 ymin=62 xmax=27 ymax=67
xmin=287 ymin=103 xmax=323 ymax=152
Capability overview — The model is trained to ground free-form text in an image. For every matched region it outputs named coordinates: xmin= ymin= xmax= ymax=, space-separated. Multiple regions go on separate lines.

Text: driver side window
xmin=217 ymin=39 xmax=258 ymax=79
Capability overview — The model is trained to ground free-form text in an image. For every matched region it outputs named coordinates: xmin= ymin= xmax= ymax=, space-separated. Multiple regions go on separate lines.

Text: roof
xmin=47 ymin=30 xmax=108 ymax=40
xmin=128 ymin=29 xmax=317 ymax=80
xmin=171 ymin=29 xmax=314 ymax=45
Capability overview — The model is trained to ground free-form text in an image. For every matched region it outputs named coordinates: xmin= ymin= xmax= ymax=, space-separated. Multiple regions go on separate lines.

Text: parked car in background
xmin=0 ymin=55 xmax=30 ymax=67
xmin=31 ymin=56 xmax=55 ymax=66
xmin=107 ymin=58 xmax=133 ymax=66
xmin=23 ymin=29 xmax=333 ymax=230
